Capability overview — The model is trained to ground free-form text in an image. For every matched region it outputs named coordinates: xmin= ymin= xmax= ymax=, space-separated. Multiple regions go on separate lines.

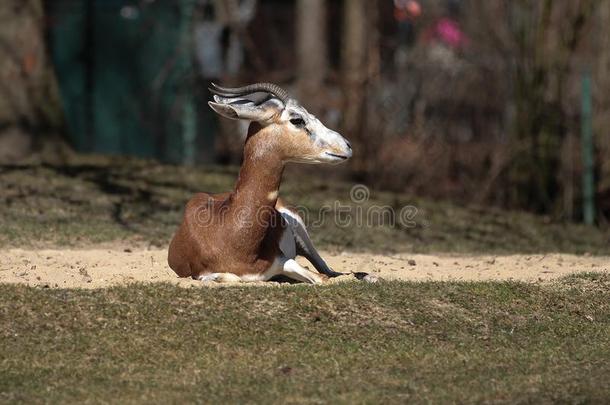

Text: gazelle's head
xmin=208 ymin=83 xmax=352 ymax=164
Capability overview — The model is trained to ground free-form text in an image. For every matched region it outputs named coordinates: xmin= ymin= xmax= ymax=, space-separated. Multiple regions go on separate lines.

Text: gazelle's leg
xmin=278 ymin=207 xmax=344 ymax=277
xmin=279 ymin=259 xmax=326 ymax=284
xmin=296 ymin=241 xmax=343 ymax=278
xmin=197 ymin=273 xmax=243 ymax=283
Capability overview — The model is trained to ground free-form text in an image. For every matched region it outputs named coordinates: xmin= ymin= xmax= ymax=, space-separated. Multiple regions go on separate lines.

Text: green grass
xmin=1 ymin=156 xmax=608 ymax=254
xmin=1 ymin=274 xmax=609 ymax=404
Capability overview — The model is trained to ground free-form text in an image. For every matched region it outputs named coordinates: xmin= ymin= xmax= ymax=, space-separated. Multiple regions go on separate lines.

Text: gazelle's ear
xmin=208 ymin=102 xmax=242 ymax=120
xmin=208 ymin=97 xmax=284 ymax=123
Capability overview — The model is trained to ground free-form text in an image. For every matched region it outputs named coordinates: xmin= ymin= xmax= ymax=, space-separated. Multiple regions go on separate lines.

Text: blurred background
xmin=0 ymin=0 xmax=608 ymax=225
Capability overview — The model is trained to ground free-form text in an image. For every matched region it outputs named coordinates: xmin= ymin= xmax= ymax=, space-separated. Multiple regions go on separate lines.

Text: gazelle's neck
xmin=230 ymin=124 xmax=284 ymax=237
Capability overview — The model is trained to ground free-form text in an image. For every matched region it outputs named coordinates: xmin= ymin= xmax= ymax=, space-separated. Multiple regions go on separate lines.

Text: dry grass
xmin=1 ymin=156 xmax=608 ymax=254
xmin=1 ymin=274 xmax=609 ymax=403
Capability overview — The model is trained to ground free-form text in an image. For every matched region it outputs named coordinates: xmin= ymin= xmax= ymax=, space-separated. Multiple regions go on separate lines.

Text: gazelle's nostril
xmin=345 ymin=139 xmax=352 ymax=150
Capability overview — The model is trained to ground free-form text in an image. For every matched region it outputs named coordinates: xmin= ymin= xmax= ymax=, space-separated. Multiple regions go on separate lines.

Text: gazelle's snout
xmin=296 ymin=111 xmax=351 ymax=164
xmin=319 ymin=129 xmax=352 ymax=163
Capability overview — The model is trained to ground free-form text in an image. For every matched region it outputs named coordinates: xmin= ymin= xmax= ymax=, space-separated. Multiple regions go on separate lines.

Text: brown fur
xmin=169 ymin=88 xmax=351 ymax=281
xmin=169 ymin=124 xmax=294 ymax=279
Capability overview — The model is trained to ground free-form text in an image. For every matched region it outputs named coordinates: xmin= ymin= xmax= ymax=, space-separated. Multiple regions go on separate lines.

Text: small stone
xmin=408 ymin=259 xmax=416 ymax=266
xmin=279 ymin=366 xmax=293 ymax=375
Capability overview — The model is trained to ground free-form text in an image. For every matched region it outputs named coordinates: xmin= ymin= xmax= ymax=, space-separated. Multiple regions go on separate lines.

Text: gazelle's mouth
xmin=325 ymin=152 xmax=349 ymax=160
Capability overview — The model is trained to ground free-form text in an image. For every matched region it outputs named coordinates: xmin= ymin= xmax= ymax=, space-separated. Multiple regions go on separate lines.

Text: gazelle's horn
xmin=209 ymin=82 xmax=289 ymax=103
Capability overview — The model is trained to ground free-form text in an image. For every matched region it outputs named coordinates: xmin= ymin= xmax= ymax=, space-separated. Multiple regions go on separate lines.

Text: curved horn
xmin=210 ymin=82 xmax=289 ymax=103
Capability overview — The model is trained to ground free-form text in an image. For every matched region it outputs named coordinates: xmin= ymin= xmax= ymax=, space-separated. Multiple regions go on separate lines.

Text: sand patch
xmin=0 ymin=249 xmax=608 ymax=289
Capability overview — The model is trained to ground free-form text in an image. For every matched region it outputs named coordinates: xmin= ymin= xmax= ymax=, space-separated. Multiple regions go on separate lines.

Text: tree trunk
xmin=0 ymin=0 xmax=67 ymax=163
xmin=341 ymin=0 xmax=368 ymax=178
xmin=296 ymin=0 xmax=327 ymax=112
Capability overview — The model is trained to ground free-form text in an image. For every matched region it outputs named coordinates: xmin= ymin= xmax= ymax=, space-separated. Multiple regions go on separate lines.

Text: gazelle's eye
xmin=290 ymin=117 xmax=305 ymax=127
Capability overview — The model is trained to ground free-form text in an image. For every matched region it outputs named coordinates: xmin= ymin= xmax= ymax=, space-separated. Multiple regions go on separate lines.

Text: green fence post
xmin=581 ymin=69 xmax=595 ymax=225
xmin=179 ymin=0 xmax=197 ymax=166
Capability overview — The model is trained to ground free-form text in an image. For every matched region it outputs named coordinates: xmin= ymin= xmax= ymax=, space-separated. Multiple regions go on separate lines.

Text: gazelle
xmin=168 ymin=83 xmax=352 ymax=283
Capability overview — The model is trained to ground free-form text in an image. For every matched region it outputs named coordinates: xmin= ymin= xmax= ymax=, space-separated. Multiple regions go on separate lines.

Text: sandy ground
xmin=0 ymin=248 xmax=608 ymax=289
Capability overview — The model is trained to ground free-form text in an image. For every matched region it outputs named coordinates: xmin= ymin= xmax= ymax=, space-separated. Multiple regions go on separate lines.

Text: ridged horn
xmin=209 ymin=82 xmax=289 ymax=103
